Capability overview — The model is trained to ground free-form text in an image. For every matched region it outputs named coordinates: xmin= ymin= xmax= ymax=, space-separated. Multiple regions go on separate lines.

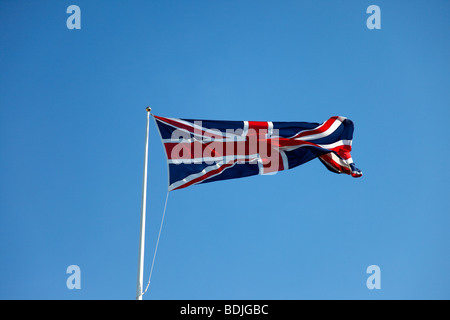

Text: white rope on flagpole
xmin=141 ymin=190 xmax=170 ymax=297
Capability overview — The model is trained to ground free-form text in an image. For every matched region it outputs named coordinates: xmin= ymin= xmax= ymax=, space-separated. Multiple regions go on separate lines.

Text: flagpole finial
xmin=146 ymin=106 xmax=152 ymax=113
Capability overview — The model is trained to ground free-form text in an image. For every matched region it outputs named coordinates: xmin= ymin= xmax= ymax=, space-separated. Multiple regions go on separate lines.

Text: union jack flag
xmin=154 ymin=115 xmax=362 ymax=191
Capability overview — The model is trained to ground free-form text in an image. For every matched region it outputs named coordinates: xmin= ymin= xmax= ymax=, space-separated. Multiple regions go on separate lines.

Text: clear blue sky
xmin=1 ymin=0 xmax=449 ymax=300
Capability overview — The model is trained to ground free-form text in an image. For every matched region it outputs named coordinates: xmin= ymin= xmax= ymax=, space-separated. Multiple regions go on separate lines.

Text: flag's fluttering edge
xmin=154 ymin=115 xmax=362 ymax=191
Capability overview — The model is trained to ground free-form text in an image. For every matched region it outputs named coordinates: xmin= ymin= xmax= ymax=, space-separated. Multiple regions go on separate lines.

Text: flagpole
xmin=136 ymin=106 xmax=151 ymax=300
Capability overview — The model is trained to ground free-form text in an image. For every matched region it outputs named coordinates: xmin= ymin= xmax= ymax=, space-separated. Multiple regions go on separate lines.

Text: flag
xmin=154 ymin=115 xmax=362 ymax=191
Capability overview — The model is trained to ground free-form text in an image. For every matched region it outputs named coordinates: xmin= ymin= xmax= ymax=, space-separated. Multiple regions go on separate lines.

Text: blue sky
xmin=0 ymin=0 xmax=449 ymax=299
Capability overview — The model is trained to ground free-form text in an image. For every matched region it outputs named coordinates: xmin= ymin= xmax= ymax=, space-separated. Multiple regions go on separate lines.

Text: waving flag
xmin=154 ymin=115 xmax=362 ymax=191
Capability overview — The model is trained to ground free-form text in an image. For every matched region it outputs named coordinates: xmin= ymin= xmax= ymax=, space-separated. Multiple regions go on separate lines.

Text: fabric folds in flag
xmin=154 ymin=115 xmax=362 ymax=191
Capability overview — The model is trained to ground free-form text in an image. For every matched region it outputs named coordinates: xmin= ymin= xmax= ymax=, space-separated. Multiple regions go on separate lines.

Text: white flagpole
xmin=136 ymin=107 xmax=151 ymax=300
